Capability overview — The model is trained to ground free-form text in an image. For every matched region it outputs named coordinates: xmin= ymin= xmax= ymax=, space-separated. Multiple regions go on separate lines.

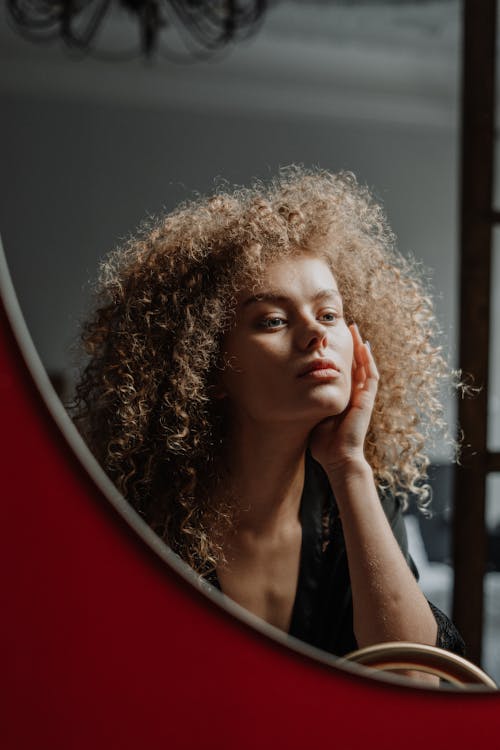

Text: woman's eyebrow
xmin=242 ymin=288 xmax=343 ymax=307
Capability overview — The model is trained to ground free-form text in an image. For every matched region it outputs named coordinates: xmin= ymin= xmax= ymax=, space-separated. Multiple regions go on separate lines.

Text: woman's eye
xmin=260 ymin=317 xmax=286 ymax=329
xmin=318 ymin=311 xmax=338 ymax=323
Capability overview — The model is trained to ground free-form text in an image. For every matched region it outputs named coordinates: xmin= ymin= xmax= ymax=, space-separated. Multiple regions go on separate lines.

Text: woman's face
xmin=219 ymin=253 xmax=354 ymax=427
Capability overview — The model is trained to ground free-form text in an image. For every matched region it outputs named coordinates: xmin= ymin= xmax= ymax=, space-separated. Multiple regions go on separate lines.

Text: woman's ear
xmin=211 ymin=385 xmax=227 ymax=400
xmin=207 ymin=374 xmax=227 ymax=400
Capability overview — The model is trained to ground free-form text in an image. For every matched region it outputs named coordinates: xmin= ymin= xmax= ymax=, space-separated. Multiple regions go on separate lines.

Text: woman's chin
xmin=306 ymin=394 xmax=349 ymax=419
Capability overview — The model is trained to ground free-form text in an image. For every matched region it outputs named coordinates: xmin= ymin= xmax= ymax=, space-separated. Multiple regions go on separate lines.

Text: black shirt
xmin=206 ymin=455 xmax=465 ymax=658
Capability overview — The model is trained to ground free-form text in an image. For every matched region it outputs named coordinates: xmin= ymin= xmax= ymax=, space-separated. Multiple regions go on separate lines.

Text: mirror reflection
xmin=1 ymin=0 xmax=498 ymax=687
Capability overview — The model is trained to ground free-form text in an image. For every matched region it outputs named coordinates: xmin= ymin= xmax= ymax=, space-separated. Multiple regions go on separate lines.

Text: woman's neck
xmin=221 ymin=419 xmax=310 ymax=535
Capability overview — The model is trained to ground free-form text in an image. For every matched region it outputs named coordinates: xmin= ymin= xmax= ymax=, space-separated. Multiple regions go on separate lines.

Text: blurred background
xmin=1 ymin=0 xmax=499 ymax=683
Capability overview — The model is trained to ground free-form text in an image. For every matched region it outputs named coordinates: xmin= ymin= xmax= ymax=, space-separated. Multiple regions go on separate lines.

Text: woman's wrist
xmin=324 ymin=456 xmax=381 ymax=516
xmin=324 ymin=454 xmax=372 ymax=486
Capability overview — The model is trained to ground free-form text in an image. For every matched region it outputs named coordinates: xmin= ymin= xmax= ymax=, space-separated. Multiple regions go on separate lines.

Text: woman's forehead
xmin=237 ymin=254 xmax=340 ymax=302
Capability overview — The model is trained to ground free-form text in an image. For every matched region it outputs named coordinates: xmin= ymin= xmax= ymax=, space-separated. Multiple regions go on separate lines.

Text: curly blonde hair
xmin=72 ymin=165 xmax=457 ymax=574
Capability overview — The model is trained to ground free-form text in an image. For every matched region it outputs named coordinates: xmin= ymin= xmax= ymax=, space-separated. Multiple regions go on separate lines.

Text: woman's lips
xmin=297 ymin=359 xmax=341 ymax=378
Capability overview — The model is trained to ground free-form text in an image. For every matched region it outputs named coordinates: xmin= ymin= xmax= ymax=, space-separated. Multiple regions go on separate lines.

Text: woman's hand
xmin=309 ymin=323 xmax=379 ymax=476
xmin=311 ymin=326 xmax=439 ymax=656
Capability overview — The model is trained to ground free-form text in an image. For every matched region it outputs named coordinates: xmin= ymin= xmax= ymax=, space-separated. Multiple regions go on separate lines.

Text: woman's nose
xmin=297 ymin=319 xmax=328 ymax=350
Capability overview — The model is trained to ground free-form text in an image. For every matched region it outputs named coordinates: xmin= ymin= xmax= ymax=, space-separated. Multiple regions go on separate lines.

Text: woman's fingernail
xmin=365 ymin=340 xmax=371 ymax=351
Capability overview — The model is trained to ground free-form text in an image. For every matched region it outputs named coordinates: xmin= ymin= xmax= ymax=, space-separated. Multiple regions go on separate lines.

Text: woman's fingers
xmin=349 ymin=323 xmax=379 ymax=395
xmin=363 ymin=340 xmax=380 ymax=384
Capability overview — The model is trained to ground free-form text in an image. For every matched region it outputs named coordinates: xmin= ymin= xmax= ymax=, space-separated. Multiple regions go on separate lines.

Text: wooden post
xmin=453 ymin=0 xmax=497 ymax=665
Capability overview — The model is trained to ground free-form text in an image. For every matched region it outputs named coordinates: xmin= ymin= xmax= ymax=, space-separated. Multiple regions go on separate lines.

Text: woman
xmin=73 ymin=166 xmax=464 ymax=665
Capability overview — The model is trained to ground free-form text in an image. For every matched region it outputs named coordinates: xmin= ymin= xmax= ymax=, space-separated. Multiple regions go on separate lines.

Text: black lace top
xmin=206 ymin=454 xmax=465 ymax=658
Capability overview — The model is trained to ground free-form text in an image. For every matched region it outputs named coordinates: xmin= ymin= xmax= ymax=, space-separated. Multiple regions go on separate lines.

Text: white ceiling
xmin=0 ymin=1 xmax=462 ymax=127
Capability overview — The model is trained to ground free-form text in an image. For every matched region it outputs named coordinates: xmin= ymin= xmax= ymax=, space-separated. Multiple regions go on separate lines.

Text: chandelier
xmin=6 ymin=0 xmax=268 ymax=61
